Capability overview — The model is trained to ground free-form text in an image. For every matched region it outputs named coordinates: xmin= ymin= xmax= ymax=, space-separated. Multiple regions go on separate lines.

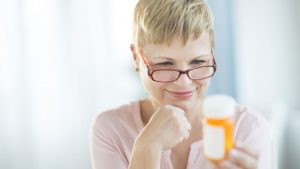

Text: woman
xmin=90 ymin=0 xmax=272 ymax=169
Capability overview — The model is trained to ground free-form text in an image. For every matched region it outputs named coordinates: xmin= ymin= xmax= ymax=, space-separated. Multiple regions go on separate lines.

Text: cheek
xmin=195 ymin=79 xmax=211 ymax=92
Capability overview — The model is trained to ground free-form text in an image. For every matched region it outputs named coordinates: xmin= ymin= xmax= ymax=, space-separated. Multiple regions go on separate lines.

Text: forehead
xmin=141 ymin=32 xmax=211 ymax=60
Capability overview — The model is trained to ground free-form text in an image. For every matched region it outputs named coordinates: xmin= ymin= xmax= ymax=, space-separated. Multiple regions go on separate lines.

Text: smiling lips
xmin=168 ymin=90 xmax=194 ymax=99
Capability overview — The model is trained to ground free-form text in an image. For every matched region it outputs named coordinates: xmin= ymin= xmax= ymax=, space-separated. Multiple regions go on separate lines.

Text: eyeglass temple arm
xmin=138 ymin=49 xmax=153 ymax=75
xmin=137 ymin=49 xmax=150 ymax=65
xmin=211 ymin=49 xmax=217 ymax=66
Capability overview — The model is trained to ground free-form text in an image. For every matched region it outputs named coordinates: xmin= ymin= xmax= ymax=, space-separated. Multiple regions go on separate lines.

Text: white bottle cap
xmin=203 ymin=94 xmax=236 ymax=119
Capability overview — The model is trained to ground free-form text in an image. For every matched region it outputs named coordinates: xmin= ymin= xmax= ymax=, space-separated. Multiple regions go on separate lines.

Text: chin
xmin=163 ymin=98 xmax=196 ymax=113
xmin=153 ymin=93 xmax=202 ymax=112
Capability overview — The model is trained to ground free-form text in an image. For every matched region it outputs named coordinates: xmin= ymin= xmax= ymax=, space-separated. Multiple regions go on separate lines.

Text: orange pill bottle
xmin=202 ymin=94 xmax=235 ymax=163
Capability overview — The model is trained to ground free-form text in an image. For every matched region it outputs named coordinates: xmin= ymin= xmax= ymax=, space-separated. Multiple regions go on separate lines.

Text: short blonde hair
xmin=133 ymin=0 xmax=215 ymax=47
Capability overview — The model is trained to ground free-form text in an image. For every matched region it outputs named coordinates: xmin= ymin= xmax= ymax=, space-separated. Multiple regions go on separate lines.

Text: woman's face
xmin=136 ymin=32 xmax=213 ymax=113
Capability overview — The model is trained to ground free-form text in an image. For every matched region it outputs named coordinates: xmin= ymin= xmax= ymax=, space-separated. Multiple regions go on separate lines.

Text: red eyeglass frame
xmin=138 ymin=48 xmax=217 ymax=82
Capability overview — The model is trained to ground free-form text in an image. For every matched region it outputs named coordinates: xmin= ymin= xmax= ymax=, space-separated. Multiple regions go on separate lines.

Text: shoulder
xmin=89 ymin=101 xmax=141 ymax=165
xmin=95 ymin=102 xmax=138 ymax=123
xmin=91 ymin=101 xmax=140 ymax=132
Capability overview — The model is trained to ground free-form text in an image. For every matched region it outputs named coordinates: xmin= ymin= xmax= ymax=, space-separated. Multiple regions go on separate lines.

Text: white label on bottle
xmin=203 ymin=124 xmax=225 ymax=159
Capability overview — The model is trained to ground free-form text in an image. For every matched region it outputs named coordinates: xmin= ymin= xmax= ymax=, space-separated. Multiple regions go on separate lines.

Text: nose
xmin=173 ymin=72 xmax=192 ymax=85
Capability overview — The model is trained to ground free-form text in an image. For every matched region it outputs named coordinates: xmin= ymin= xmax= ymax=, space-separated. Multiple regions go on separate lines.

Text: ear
xmin=130 ymin=44 xmax=139 ymax=71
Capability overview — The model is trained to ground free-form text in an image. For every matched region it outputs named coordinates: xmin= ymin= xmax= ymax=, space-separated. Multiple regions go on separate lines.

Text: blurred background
xmin=0 ymin=0 xmax=299 ymax=168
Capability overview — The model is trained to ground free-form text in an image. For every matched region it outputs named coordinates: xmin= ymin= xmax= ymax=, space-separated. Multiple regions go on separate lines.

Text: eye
xmin=155 ymin=61 xmax=174 ymax=66
xmin=191 ymin=60 xmax=205 ymax=65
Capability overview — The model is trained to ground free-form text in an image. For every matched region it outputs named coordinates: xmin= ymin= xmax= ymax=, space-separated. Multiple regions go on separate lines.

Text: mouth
xmin=167 ymin=90 xmax=194 ymax=100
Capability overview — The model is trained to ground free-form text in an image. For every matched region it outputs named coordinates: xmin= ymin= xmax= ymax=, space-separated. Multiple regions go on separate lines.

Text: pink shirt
xmin=90 ymin=101 xmax=272 ymax=169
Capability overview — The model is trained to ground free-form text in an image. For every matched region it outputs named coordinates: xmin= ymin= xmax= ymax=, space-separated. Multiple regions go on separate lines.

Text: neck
xmin=139 ymin=97 xmax=155 ymax=125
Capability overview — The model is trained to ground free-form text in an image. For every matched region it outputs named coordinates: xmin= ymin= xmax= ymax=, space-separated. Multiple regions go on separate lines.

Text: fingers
xmin=163 ymin=105 xmax=192 ymax=142
xmin=176 ymin=112 xmax=191 ymax=131
xmin=217 ymin=142 xmax=259 ymax=169
xmin=228 ymin=149 xmax=258 ymax=169
xmin=235 ymin=142 xmax=259 ymax=158
xmin=182 ymin=116 xmax=192 ymax=131
xmin=219 ymin=160 xmax=242 ymax=169
xmin=169 ymin=105 xmax=191 ymax=131
xmin=174 ymin=110 xmax=191 ymax=141
xmin=145 ymin=104 xmax=194 ymax=149
xmin=178 ymin=117 xmax=191 ymax=141
xmin=179 ymin=129 xmax=190 ymax=142
xmin=183 ymin=126 xmax=190 ymax=137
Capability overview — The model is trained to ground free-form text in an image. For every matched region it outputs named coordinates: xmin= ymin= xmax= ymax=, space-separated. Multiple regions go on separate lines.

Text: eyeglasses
xmin=139 ymin=49 xmax=217 ymax=83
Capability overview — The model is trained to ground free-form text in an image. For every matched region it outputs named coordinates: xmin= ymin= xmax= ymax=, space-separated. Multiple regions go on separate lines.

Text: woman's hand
xmin=217 ymin=142 xmax=259 ymax=169
xmin=136 ymin=105 xmax=192 ymax=150
xmin=129 ymin=105 xmax=191 ymax=169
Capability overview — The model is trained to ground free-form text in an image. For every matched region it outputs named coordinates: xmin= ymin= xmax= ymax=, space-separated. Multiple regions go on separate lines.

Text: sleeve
xmin=89 ymin=115 xmax=128 ymax=169
xmin=240 ymin=112 xmax=273 ymax=169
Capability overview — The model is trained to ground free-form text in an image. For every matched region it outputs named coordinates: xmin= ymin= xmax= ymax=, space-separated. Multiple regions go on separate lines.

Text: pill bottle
xmin=202 ymin=94 xmax=236 ymax=163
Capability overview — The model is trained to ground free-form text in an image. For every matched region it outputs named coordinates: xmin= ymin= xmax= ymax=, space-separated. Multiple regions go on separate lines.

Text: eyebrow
xmin=151 ymin=54 xmax=211 ymax=61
